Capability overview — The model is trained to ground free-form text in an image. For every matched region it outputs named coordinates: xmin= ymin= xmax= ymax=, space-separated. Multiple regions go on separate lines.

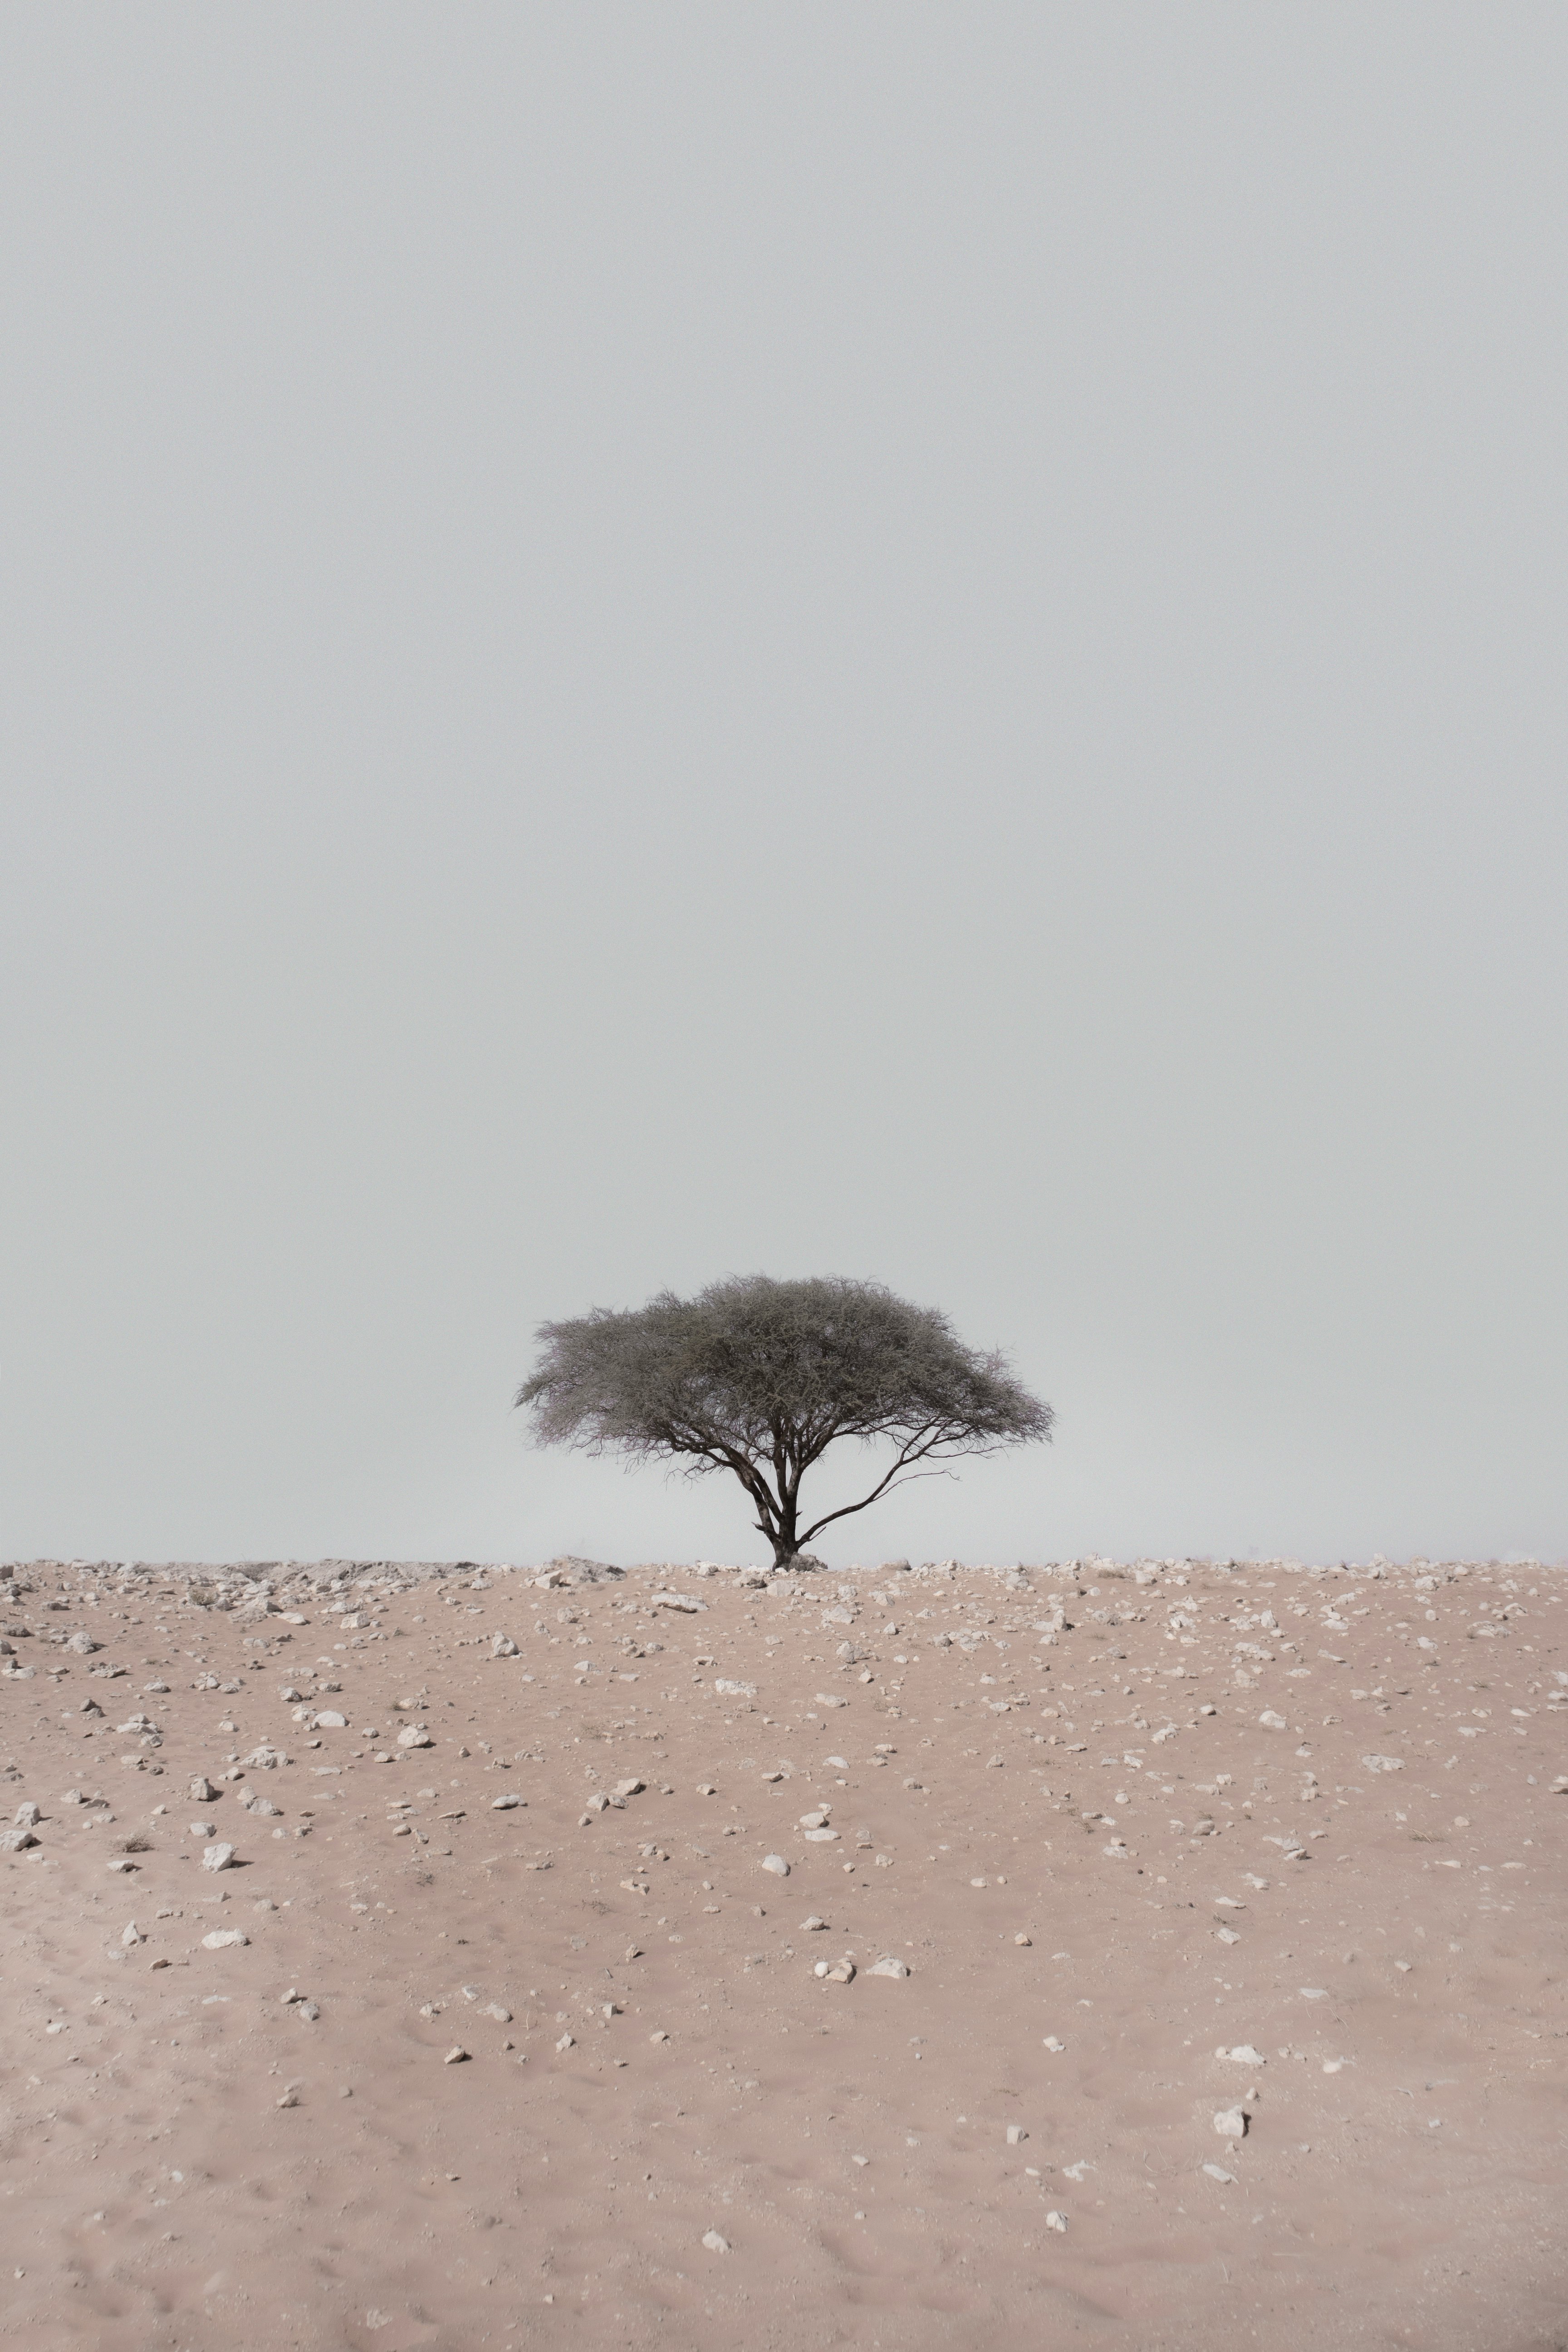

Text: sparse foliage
xmin=515 ymin=1274 xmax=1052 ymax=1568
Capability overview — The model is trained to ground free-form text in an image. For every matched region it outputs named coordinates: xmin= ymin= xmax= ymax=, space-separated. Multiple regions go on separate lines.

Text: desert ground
xmin=1 ymin=1549 xmax=1564 ymax=2352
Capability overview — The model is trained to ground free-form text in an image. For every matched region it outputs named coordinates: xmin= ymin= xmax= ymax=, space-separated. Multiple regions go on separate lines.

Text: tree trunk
xmin=767 ymin=1501 xmax=800 ymax=1569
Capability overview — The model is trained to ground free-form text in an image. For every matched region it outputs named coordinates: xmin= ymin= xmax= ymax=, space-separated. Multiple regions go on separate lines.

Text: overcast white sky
xmin=4 ymin=8 xmax=1564 ymax=1568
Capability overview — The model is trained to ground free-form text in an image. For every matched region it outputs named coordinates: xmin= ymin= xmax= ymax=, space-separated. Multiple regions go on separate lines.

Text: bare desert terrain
xmin=1 ymin=1549 xmax=1564 ymax=2352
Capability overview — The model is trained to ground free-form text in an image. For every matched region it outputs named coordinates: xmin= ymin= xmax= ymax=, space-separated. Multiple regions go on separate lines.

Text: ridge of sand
xmin=2 ymin=1550 xmax=1563 ymax=2351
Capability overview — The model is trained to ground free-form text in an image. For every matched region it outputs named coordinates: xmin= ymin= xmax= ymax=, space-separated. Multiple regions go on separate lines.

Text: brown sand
xmin=1 ymin=1550 xmax=1563 ymax=2352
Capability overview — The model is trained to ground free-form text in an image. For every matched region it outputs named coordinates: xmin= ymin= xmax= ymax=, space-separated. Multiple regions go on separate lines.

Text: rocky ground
xmin=1 ymin=1548 xmax=1564 ymax=2352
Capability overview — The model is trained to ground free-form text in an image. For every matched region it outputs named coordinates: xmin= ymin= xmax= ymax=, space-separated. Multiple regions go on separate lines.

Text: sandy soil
xmin=1 ymin=1549 xmax=1564 ymax=2352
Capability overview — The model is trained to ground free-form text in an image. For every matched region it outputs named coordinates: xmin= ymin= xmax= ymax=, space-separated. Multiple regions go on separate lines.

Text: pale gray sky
xmin=4 ymin=8 xmax=1564 ymax=1568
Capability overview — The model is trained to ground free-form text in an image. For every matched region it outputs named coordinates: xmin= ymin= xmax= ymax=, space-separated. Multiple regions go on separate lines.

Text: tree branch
xmin=796 ymin=1422 xmax=977 ymax=1544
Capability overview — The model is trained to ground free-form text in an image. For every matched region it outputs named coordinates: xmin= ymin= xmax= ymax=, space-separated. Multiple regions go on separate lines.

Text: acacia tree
xmin=514 ymin=1274 xmax=1053 ymax=1569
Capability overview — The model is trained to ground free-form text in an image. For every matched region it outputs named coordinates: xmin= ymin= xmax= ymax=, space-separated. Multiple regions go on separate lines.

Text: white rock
xmin=1221 ymin=2044 xmax=1266 ymax=2064
xmin=189 ymin=1821 xmax=215 ymax=1838
xmin=803 ymin=1828 xmax=840 ymax=1842
xmin=1045 ymin=2210 xmax=1067 ymax=2232
xmin=1360 ymin=1754 xmax=1404 ymax=1773
xmin=761 ymin=1854 xmax=790 ymax=1877
xmin=443 ymin=2046 xmax=469 ymax=2064
xmin=1214 ymin=2108 xmax=1247 ymax=2137
xmin=483 ymin=2003 xmax=511 ymax=2022
xmin=491 ymin=1636 xmax=518 ymax=1656
xmin=189 ymin=1778 xmax=218 ymax=1802
xmin=1006 ymin=2124 xmax=1028 ymax=2145
xmin=714 ymin=1680 xmax=755 ymax=1697
xmin=66 ymin=1630 xmax=101 ymax=1654
xmin=1216 ymin=1927 xmax=1241 ymax=1945
xmin=1298 ymin=1987 xmax=1329 ymax=2000
xmin=0 ymin=1828 xmax=39 ymax=1852
xmin=1258 ymin=1711 xmax=1288 ymax=1731
xmin=1043 ymin=2036 xmax=1065 ymax=2052
xmin=555 ymin=2032 xmax=574 ymax=2051
xmin=815 ymin=1694 xmax=848 ymax=1709
xmin=491 ymin=1794 xmax=521 ymax=1810
xmin=801 ymin=1915 xmax=827 ymax=1931
xmin=701 ymin=2230 xmax=730 ymax=2254
xmin=651 ymin=1593 xmax=704 ymax=1613
xmin=615 ymin=1779 xmax=645 ymax=1798
xmin=15 ymin=1802 xmax=42 ymax=1828
xmin=398 ymin=1725 xmax=435 ymax=1749
xmin=868 ymin=1956 xmax=910 ymax=1979
xmin=201 ymin=1929 xmax=248 ymax=1949
xmin=1203 ymin=2162 xmax=1236 ymax=2183
xmin=201 ymin=1842 xmax=237 ymax=1872
xmin=314 ymin=1711 xmax=348 ymax=1730
xmin=121 ymin=1921 xmax=142 ymax=1946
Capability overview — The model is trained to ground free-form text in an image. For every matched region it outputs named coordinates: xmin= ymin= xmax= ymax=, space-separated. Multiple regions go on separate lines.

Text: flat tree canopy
xmin=514 ymin=1273 xmax=1052 ymax=1568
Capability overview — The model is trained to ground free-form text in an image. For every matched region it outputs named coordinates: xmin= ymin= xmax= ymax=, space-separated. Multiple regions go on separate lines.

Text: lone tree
xmin=514 ymin=1274 xmax=1052 ymax=1569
